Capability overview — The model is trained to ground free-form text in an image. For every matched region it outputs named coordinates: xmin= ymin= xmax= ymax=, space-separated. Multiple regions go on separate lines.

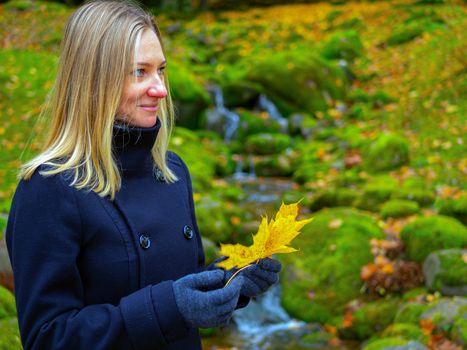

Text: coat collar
xmin=112 ymin=118 xmax=161 ymax=171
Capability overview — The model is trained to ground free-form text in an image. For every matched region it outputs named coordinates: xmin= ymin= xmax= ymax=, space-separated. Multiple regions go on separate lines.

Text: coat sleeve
xmin=6 ymin=170 xmax=188 ymax=350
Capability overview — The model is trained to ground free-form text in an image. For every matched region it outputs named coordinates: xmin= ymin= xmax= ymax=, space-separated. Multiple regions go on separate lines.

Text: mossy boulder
xmin=400 ymin=216 xmax=467 ymax=263
xmin=220 ymin=81 xmax=262 ymax=109
xmin=363 ymin=134 xmax=410 ymax=172
xmin=380 ymin=200 xmax=420 ymax=219
xmin=381 ymin=323 xmax=428 ymax=343
xmin=436 ymin=194 xmax=467 ymax=225
xmin=0 ymin=317 xmax=22 ymax=350
xmin=309 ymin=188 xmax=359 ymax=212
xmin=321 ymin=30 xmax=364 ymax=62
xmin=339 ymin=299 xmax=400 ymax=340
xmin=280 ymin=208 xmax=385 ymax=324
xmin=170 ymin=128 xmax=234 ymax=190
xmin=354 ymin=179 xmax=397 ymax=212
xmin=420 ymin=297 xmax=467 ymax=332
xmin=194 ymin=194 xmax=232 ymax=243
xmin=423 ymin=249 xmax=467 ymax=296
xmin=451 ymin=314 xmax=467 ymax=346
xmin=253 ymin=154 xmax=294 ymax=177
xmin=394 ymin=302 xmax=429 ymax=325
xmin=391 ymin=188 xmax=435 ymax=207
xmin=235 ymin=109 xmax=282 ymax=142
xmin=245 ymin=133 xmax=292 ymax=155
xmin=246 ymin=47 xmax=349 ymax=116
xmin=362 ymin=339 xmax=428 ymax=350
xmin=0 ymin=286 xmax=16 ymax=319
xmin=168 ymin=60 xmax=210 ymax=129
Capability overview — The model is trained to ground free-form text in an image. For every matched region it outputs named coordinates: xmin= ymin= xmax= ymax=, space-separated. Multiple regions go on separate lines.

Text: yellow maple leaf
xmin=217 ymin=201 xmax=312 ymax=270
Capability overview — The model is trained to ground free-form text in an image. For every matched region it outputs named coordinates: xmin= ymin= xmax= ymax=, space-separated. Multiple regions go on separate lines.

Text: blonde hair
xmin=19 ymin=0 xmax=177 ymax=199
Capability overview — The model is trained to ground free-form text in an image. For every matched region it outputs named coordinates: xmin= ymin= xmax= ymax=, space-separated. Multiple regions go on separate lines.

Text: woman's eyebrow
xmin=136 ymin=60 xmax=167 ymax=66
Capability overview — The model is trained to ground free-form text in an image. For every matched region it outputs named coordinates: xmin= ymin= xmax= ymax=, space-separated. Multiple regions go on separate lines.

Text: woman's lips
xmin=139 ymin=105 xmax=158 ymax=112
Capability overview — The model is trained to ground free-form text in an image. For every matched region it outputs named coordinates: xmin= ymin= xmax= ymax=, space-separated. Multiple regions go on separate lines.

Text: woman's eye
xmin=132 ymin=68 xmax=145 ymax=77
xmin=157 ymin=66 xmax=166 ymax=75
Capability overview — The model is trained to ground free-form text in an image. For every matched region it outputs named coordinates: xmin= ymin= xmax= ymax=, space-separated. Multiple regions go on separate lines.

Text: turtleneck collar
xmin=112 ymin=118 xmax=161 ymax=171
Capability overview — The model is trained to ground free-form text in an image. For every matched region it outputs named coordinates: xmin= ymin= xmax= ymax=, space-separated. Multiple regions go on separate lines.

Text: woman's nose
xmin=147 ymin=77 xmax=167 ymax=98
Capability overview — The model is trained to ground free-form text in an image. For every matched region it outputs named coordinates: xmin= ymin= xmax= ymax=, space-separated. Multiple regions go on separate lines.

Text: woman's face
xmin=117 ymin=29 xmax=167 ymax=128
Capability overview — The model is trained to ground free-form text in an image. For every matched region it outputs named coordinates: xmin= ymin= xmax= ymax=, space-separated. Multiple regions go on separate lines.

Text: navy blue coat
xmin=6 ymin=121 xmax=227 ymax=349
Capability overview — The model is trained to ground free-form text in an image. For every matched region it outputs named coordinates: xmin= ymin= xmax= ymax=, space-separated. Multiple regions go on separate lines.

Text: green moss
xmin=363 ymin=134 xmax=410 ymax=172
xmin=309 ymin=189 xmax=359 ymax=212
xmin=394 ymin=302 xmax=429 ymax=325
xmin=380 ymin=200 xmax=420 ymax=219
xmin=0 ymin=318 xmax=21 ymax=350
xmin=436 ymin=194 xmax=467 ymax=225
xmin=194 ymin=194 xmax=232 ymax=243
xmin=235 ymin=109 xmax=282 ymax=142
xmin=400 ymin=216 xmax=467 ymax=262
xmin=0 ymin=286 xmax=16 ymax=319
xmin=382 ymin=323 xmax=428 ymax=343
xmin=254 ymin=154 xmax=293 ymax=177
xmin=246 ymin=47 xmax=349 ymax=116
xmin=451 ymin=315 xmax=467 ymax=346
xmin=354 ymin=181 xmax=396 ymax=212
xmin=401 ymin=288 xmax=428 ymax=301
xmin=426 ymin=250 xmax=467 ymax=292
xmin=339 ymin=299 xmax=400 ymax=340
xmin=245 ymin=133 xmax=292 ymax=155
xmin=167 ymin=60 xmax=210 ymax=129
xmin=362 ymin=337 xmax=408 ymax=350
xmin=391 ymin=188 xmax=435 ymax=207
xmin=220 ymin=81 xmax=262 ymax=109
xmin=281 ymin=208 xmax=384 ymax=324
xmin=321 ymin=30 xmax=364 ymax=62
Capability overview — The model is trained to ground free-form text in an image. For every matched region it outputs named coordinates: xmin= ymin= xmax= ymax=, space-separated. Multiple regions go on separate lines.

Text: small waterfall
xmin=232 ymin=156 xmax=256 ymax=181
xmin=233 ymin=284 xmax=308 ymax=349
xmin=211 ymin=86 xmax=240 ymax=142
xmin=258 ymin=94 xmax=288 ymax=132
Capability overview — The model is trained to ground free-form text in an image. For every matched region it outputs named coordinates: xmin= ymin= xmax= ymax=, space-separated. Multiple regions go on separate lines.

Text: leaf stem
xmin=224 ymin=264 xmax=253 ymax=287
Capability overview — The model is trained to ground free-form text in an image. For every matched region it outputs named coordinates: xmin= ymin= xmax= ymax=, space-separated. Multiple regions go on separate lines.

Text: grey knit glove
xmin=225 ymin=258 xmax=282 ymax=298
xmin=173 ymin=270 xmax=243 ymax=328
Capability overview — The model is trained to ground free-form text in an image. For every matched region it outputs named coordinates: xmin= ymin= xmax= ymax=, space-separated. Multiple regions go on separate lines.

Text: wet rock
xmin=400 ymin=216 xmax=467 ymax=263
xmin=423 ymin=249 xmax=467 ymax=296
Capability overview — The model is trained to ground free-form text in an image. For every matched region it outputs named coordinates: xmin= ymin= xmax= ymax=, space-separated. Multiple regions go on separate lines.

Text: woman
xmin=5 ymin=1 xmax=281 ymax=349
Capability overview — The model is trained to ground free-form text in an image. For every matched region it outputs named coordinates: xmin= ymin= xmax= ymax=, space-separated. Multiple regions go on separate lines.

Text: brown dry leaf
xmin=216 ymin=202 xmax=312 ymax=270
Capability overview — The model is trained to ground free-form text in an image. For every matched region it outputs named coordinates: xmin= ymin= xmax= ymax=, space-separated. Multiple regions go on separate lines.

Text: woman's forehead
xmin=133 ymin=29 xmax=165 ymax=65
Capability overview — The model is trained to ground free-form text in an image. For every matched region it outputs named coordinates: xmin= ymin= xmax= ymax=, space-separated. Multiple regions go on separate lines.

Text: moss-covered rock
xmin=423 ymin=249 xmax=467 ymax=296
xmin=451 ymin=314 xmax=467 ymax=346
xmin=354 ymin=179 xmax=397 ymax=212
xmin=394 ymin=302 xmax=429 ymax=325
xmin=420 ymin=297 xmax=467 ymax=332
xmin=245 ymin=133 xmax=292 ymax=155
xmin=220 ymin=81 xmax=262 ymax=109
xmin=309 ymin=188 xmax=359 ymax=212
xmin=391 ymin=188 xmax=435 ymax=207
xmin=339 ymin=299 xmax=400 ymax=340
xmin=400 ymin=216 xmax=467 ymax=263
xmin=380 ymin=200 xmax=420 ymax=219
xmin=168 ymin=60 xmax=210 ymax=129
xmin=363 ymin=134 xmax=410 ymax=173
xmin=321 ymin=30 xmax=364 ymax=62
xmin=436 ymin=194 xmax=467 ymax=225
xmin=235 ymin=109 xmax=282 ymax=142
xmin=362 ymin=338 xmax=409 ymax=350
xmin=253 ymin=154 xmax=294 ymax=177
xmin=0 ymin=317 xmax=22 ymax=350
xmin=280 ymin=208 xmax=384 ymax=324
xmin=381 ymin=323 xmax=428 ymax=343
xmin=246 ymin=47 xmax=349 ymax=116
xmin=0 ymin=286 xmax=16 ymax=319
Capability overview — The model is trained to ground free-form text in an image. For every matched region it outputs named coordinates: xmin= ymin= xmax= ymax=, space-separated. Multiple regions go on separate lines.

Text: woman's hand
xmin=226 ymin=258 xmax=282 ymax=298
xmin=173 ymin=270 xmax=243 ymax=328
